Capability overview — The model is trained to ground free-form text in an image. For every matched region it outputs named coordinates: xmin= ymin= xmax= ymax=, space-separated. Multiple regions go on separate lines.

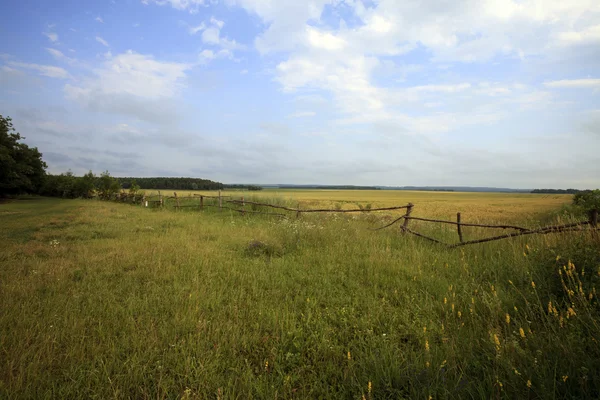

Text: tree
xmin=97 ymin=171 xmax=121 ymax=200
xmin=573 ymin=190 xmax=600 ymax=214
xmin=0 ymin=115 xmax=47 ymax=196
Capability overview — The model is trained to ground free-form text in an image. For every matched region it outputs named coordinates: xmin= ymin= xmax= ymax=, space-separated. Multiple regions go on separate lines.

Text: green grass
xmin=1 ymin=196 xmax=599 ymax=399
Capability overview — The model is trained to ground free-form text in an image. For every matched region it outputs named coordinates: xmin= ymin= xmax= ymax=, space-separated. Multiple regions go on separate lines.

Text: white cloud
xmin=96 ymin=36 xmax=110 ymax=47
xmin=65 ymin=50 xmax=191 ymax=100
xmin=95 ymin=16 xmax=104 ymax=23
xmin=188 ymin=22 xmax=205 ymax=34
xmin=46 ymin=48 xmax=78 ymax=66
xmin=142 ymin=0 xmax=207 ymax=13
xmin=43 ymin=32 xmax=58 ymax=42
xmin=410 ymin=83 xmax=471 ymax=93
xmin=288 ymin=111 xmax=316 ymax=118
xmin=196 ymin=17 xmax=245 ymax=51
xmin=6 ymin=61 xmax=70 ymax=79
xmin=544 ymin=79 xmax=600 ymax=89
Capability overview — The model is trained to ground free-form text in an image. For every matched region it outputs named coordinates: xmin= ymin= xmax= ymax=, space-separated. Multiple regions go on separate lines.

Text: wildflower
xmin=368 ymin=381 xmax=372 ymax=394
xmin=425 ymin=340 xmax=430 ymax=352
xmin=264 ymin=360 xmax=269 ymax=372
xmin=505 ymin=313 xmax=511 ymax=325
xmin=531 ymin=281 xmax=536 ymax=289
xmin=562 ymin=375 xmax=568 ymax=382
xmin=471 ymin=297 xmax=475 ymax=304
xmin=567 ymin=307 xmax=576 ymax=318
xmin=527 ymin=380 xmax=532 ymax=388
xmin=451 ymin=304 xmax=455 ymax=312
xmin=514 ymin=369 xmax=521 ymax=375
xmin=444 ymin=297 xmax=447 ymax=304
xmin=426 ymin=361 xmax=430 ymax=368
xmin=458 ymin=311 xmax=462 ymax=318
xmin=548 ymin=301 xmax=553 ymax=314
xmin=347 ymin=351 xmax=352 ymax=361
xmin=514 ymin=306 xmax=518 ymax=312
xmin=556 ymin=255 xmax=561 ymax=261
xmin=519 ymin=328 xmax=526 ymax=338
xmin=423 ymin=326 xmax=427 ymax=333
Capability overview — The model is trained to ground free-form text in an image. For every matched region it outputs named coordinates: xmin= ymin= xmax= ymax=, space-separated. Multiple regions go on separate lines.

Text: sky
xmin=0 ymin=0 xmax=599 ymax=189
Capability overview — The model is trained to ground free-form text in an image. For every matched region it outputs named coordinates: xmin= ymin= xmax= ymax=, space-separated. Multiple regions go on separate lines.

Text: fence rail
xmin=102 ymin=190 xmax=598 ymax=248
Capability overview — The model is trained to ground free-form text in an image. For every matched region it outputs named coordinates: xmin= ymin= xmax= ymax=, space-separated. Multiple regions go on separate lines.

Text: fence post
xmin=199 ymin=195 xmax=203 ymax=211
xmin=174 ymin=192 xmax=180 ymax=211
xmin=141 ymin=195 xmax=145 ymax=207
xmin=219 ymin=190 xmax=222 ymax=212
xmin=158 ymin=191 xmax=163 ymax=208
xmin=401 ymin=203 xmax=414 ymax=233
xmin=296 ymin=202 xmax=301 ymax=219
xmin=457 ymin=212 xmax=464 ymax=243
xmin=241 ymin=196 xmax=245 ymax=216
xmin=591 ymin=209 xmax=598 ymax=228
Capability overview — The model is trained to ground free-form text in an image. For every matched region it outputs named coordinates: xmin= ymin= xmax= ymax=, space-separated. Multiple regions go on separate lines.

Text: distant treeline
xmin=37 ymin=172 xmax=223 ymax=199
xmin=531 ymin=189 xmax=582 ymax=194
xmin=116 ymin=177 xmax=223 ymax=191
xmin=266 ymin=185 xmax=381 ymax=190
xmin=224 ymin=184 xmax=263 ymax=191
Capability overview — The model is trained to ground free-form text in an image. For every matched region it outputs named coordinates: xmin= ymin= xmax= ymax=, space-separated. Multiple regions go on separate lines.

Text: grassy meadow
xmin=1 ymin=192 xmax=599 ymax=399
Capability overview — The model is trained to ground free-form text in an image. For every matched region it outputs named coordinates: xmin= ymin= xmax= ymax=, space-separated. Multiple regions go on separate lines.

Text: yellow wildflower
xmin=505 ymin=313 xmax=511 ymax=324
xmin=567 ymin=307 xmax=576 ymax=318
xmin=347 ymin=351 xmax=352 ymax=361
xmin=444 ymin=297 xmax=447 ymax=304
xmin=519 ymin=328 xmax=526 ymax=338
xmin=457 ymin=311 xmax=462 ymax=318
xmin=527 ymin=380 xmax=532 ymax=388
xmin=425 ymin=340 xmax=430 ymax=352
xmin=531 ymin=281 xmax=536 ymax=289
xmin=426 ymin=361 xmax=430 ymax=368
xmin=264 ymin=360 xmax=269 ymax=372
xmin=451 ymin=303 xmax=455 ymax=312
xmin=514 ymin=369 xmax=521 ymax=375
xmin=368 ymin=381 xmax=372 ymax=394
xmin=562 ymin=375 xmax=568 ymax=382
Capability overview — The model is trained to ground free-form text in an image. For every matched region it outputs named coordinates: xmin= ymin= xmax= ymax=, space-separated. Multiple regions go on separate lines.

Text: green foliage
xmin=97 ymin=171 xmax=121 ymax=200
xmin=0 ymin=115 xmax=47 ymax=196
xmin=573 ymin=190 xmax=600 ymax=214
xmin=117 ymin=177 xmax=223 ymax=190
xmin=247 ymin=185 xmax=263 ymax=191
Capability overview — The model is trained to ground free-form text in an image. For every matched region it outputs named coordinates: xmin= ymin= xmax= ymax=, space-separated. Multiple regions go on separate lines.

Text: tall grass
xmin=0 ymin=196 xmax=598 ymax=399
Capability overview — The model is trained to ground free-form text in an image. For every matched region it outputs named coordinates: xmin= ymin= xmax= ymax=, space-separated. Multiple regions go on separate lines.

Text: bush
xmin=573 ymin=190 xmax=600 ymax=215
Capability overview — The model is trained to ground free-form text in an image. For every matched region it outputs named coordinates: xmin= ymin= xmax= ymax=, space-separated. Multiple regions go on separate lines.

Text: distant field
xmin=1 ymin=194 xmax=598 ymax=399
xmin=147 ymin=189 xmax=571 ymax=223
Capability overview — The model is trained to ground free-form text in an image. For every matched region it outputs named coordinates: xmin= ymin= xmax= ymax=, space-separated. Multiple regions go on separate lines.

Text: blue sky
xmin=1 ymin=0 xmax=599 ymax=188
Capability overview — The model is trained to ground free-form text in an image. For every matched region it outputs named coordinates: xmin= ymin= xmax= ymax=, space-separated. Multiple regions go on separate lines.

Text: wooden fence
xmin=106 ymin=190 xmax=598 ymax=248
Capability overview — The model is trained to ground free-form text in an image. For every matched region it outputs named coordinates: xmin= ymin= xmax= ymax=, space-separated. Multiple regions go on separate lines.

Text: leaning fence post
xmin=174 ymin=192 xmax=180 ymax=211
xmin=457 ymin=212 xmax=464 ymax=243
xmin=401 ymin=203 xmax=414 ymax=233
xmin=219 ymin=190 xmax=222 ymax=212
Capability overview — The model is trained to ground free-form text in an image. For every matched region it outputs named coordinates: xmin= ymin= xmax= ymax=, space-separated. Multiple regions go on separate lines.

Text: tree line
xmin=531 ymin=189 xmax=582 ymax=194
xmin=117 ymin=177 xmax=223 ymax=191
